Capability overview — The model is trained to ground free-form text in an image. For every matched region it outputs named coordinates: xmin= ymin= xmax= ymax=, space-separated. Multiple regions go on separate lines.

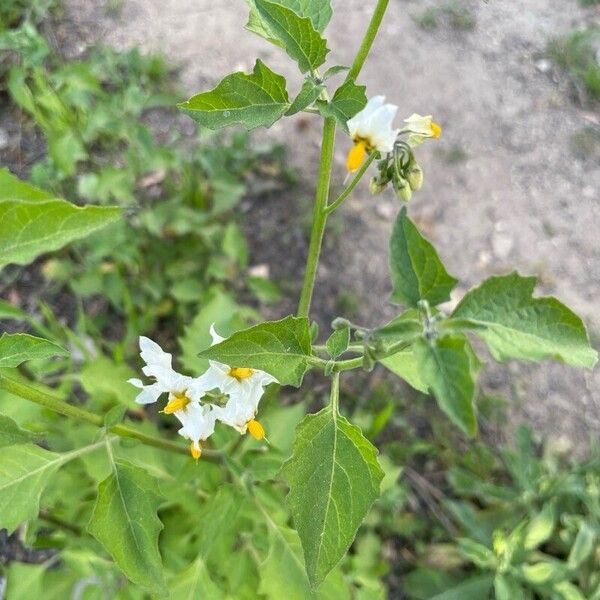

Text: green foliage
xmin=179 ymin=59 xmax=290 ymax=130
xmin=389 ymin=207 xmax=458 ymax=308
xmin=0 ymin=332 xmax=67 ymax=367
xmin=549 ymin=27 xmax=600 ymax=102
xmin=316 ymin=79 xmax=367 ymax=130
xmin=452 ymin=272 xmax=598 ymax=368
xmin=281 ymin=405 xmax=384 ymax=586
xmin=200 ymin=316 xmax=312 ymax=386
xmin=88 ymin=459 xmax=168 ymax=596
xmin=0 ymin=169 xmax=121 ymax=268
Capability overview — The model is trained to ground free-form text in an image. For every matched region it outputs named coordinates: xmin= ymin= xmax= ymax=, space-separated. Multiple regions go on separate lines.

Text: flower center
xmin=346 ymin=139 xmax=369 ymax=172
xmin=189 ymin=441 xmax=202 ymax=460
xmin=228 ymin=367 xmax=254 ymax=381
xmin=247 ymin=419 xmax=265 ymax=440
xmin=430 ymin=122 xmax=442 ymax=138
xmin=164 ymin=391 xmax=190 ymax=414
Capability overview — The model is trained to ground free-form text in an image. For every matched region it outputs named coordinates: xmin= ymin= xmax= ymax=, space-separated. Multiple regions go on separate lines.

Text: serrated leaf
xmin=0 ymin=414 xmax=38 ymax=447
xmin=179 ymin=59 xmax=289 ymax=130
xmin=0 ymin=169 xmax=121 ymax=269
xmin=0 ymin=444 xmax=82 ymax=533
xmin=316 ymin=80 xmax=367 ymax=131
xmin=252 ymin=0 xmax=329 ymax=73
xmin=0 ymin=333 xmax=68 ymax=368
xmin=281 ymin=407 xmax=384 ymax=586
xmin=170 ymin=558 xmax=225 ymax=600
xmin=87 ymin=460 xmax=168 ymax=597
xmin=413 ymin=335 xmax=478 ymax=436
xmin=246 ymin=0 xmax=332 ymax=45
xmin=286 ymin=78 xmax=324 ymax=116
xmin=325 ymin=326 xmax=350 ymax=358
xmin=452 ymin=272 xmax=598 ymax=368
xmin=259 ymin=524 xmax=350 ymax=599
xmin=199 ymin=316 xmax=312 ymax=387
xmin=390 ymin=208 xmax=458 ymax=308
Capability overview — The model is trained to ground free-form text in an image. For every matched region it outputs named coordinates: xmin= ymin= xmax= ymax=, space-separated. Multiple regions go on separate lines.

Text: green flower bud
xmin=393 ymin=175 xmax=412 ymax=202
xmin=406 ymin=164 xmax=424 ymax=191
xmin=369 ymin=176 xmax=387 ymax=195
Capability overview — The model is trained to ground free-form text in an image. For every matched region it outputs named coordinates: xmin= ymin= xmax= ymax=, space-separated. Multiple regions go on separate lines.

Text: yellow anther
xmin=430 ymin=122 xmax=442 ymax=139
xmin=346 ymin=140 xmax=368 ymax=172
xmin=190 ymin=442 xmax=202 ymax=460
xmin=228 ymin=367 xmax=254 ymax=381
xmin=247 ymin=419 xmax=265 ymax=440
xmin=163 ymin=392 xmax=190 ymax=415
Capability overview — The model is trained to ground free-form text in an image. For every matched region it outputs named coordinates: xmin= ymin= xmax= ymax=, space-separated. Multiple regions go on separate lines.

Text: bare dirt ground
xmin=65 ymin=0 xmax=600 ymax=446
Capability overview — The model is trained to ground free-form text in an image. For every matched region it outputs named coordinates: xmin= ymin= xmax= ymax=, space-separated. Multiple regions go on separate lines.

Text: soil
xmin=42 ymin=0 xmax=600 ymax=446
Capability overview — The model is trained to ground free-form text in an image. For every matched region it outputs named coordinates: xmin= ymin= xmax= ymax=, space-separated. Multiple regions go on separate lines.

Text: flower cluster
xmin=128 ymin=328 xmax=276 ymax=459
xmin=346 ymin=96 xmax=441 ymax=201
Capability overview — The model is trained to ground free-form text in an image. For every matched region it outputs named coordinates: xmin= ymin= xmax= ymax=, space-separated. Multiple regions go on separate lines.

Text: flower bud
xmin=406 ymin=164 xmax=424 ymax=191
xmin=369 ymin=176 xmax=387 ymax=195
xmin=393 ymin=175 xmax=412 ymax=202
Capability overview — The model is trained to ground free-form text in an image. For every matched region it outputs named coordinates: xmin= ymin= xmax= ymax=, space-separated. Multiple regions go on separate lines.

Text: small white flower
xmin=401 ymin=113 xmax=442 ymax=147
xmin=174 ymin=402 xmax=218 ymax=459
xmin=346 ymin=96 xmax=399 ymax=172
xmin=203 ymin=325 xmax=277 ymax=439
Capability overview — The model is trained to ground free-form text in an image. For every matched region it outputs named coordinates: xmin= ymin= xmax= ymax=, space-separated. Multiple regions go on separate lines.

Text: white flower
xmin=128 ymin=336 xmax=215 ymax=458
xmin=203 ymin=325 xmax=277 ymax=438
xmin=401 ymin=113 xmax=442 ymax=147
xmin=346 ymin=96 xmax=399 ymax=172
xmin=174 ymin=402 xmax=218 ymax=459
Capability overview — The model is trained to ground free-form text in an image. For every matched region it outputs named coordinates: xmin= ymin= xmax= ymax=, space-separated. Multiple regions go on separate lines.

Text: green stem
xmin=0 ymin=375 xmax=220 ymax=462
xmin=306 ymin=355 xmax=364 ymax=372
xmin=330 ymin=372 xmax=340 ymax=415
xmin=346 ymin=0 xmax=390 ymax=83
xmin=324 ymin=153 xmax=376 ymax=215
xmin=296 ymin=117 xmax=337 ymax=318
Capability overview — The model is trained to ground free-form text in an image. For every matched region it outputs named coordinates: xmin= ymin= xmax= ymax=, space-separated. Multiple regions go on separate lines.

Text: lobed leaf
xmin=246 ymin=0 xmax=332 ymax=40
xmin=316 ymin=79 xmax=367 ymax=130
xmin=179 ymin=59 xmax=290 ymax=130
xmin=0 ymin=169 xmax=121 ymax=269
xmin=280 ymin=407 xmax=383 ymax=586
xmin=0 ymin=333 xmax=68 ymax=368
xmin=413 ymin=335 xmax=479 ymax=436
xmin=199 ymin=315 xmax=312 ymax=387
xmin=452 ymin=272 xmax=598 ymax=368
xmin=87 ymin=460 xmax=168 ymax=597
xmin=389 ymin=208 xmax=458 ymax=308
xmin=0 ymin=414 xmax=39 ymax=447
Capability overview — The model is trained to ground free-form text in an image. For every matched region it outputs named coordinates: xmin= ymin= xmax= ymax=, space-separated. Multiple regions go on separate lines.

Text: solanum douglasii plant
xmin=0 ymin=1 xmax=597 ymax=597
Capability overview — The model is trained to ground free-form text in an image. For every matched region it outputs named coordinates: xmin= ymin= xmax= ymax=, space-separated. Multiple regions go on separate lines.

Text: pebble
xmin=535 ymin=58 xmax=552 ymax=74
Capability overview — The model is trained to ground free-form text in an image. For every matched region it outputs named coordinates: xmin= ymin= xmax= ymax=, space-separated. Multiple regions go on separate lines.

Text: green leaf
xmin=316 ymin=80 xmax=367 ymax=131
xmin=79 ymin=355 xmax=138 ymax=406
xmin=0 ymin=169 xmax=121 ymax=269
xmin=170 ymin=558 xmax=225 ymax=600
xmin=380 ymin=349 xmax=428 ymax=393
xmin=494 ymin=574 xmax=527 ymax=600
xmin=452 ymin=272 xmax=598 ymax=368
xmin=251 ymin=0 xmax=329 ymax=73
xmin=199 ymin=316 xmax=312 ymax=387
xmin=179 ymin=59 xmax=289 ymax=130
xmin=246 ymin=0 xmax=332 ymax=39
xmin=286 ymin=78 xmax=324 ymax=116
xmin=524 ymin=501 xmax=556 ymax=550
xmin=0 ymin=333 xmax=68 ymax=368
xmin=0 ymin=414 xmax=38 ymax=447
xmin=568 ymin=522 xmax=595 ymax=570
xmin=429 ymin=575 xmax=494 ymax=600
xmin=6 ymin=563 xmax=45 ymax=600
xmin=457 ymin=538 xmax=496 ymax=569
xmin=280 ymin=407 xmax=384 ymax=586
xmin=0 ymin=444 xmax=79 ymax=533
xmin=326 ymin=326 xmax=350 ymax=358
xmin=389 ymin=208 xmax=458 ymax=308
xmin=87 ymin=460 xmax=168 ymax=597
xmin=413 ymin=335 xmax=479 ymax=436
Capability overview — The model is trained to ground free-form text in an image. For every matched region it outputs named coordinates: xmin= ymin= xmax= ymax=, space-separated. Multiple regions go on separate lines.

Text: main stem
xmin=296 ymin=0 xmax=391 ymax=318
xmin=0 ymin=375 xmax=220 ymax=462
xmin=297 ymin=116 xmax=336 ymax=318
